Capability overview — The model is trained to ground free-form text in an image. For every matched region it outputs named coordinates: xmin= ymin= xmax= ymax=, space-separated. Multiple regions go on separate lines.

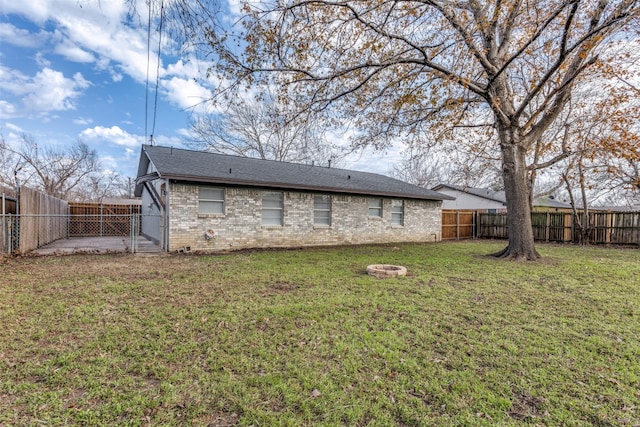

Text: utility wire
xmin=151 ymin=0 xmax=165 ymax=143
xmin=144 ymin=0 xmax=152 ymax=144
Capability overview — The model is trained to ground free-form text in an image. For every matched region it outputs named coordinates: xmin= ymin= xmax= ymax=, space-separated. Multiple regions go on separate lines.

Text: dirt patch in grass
xmin=508 ymin=390 xmax=548 ymax=421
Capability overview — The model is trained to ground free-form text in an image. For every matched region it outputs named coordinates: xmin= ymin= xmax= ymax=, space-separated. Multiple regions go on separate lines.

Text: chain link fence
xmin=1 ymin=214 xmax=16 ymax=255
xmin=2 ymin=213 xmax=161 ymax=255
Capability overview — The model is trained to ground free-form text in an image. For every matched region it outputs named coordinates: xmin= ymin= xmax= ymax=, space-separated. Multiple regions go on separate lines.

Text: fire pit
xmin=366 ymin=264 xmax=407 ymax=278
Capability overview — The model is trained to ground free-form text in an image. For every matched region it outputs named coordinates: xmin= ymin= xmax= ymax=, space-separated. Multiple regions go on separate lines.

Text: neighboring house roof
xmin=532 ymin=195 xmax=573 ymax=210
xmin=432 ymin=183 xmax=572 ymax=209
xmin=432 ymin=183 xmax=506 ymax=204
xmin=591 ymin=205 xmax=640 ymax=212
xmin=135 ymin=145 xmax=453 ymax=201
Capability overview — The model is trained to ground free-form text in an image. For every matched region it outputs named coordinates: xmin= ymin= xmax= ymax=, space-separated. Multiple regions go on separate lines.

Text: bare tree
xmin=71 ymin=173 xmax=134 ymax=202
xmin=0 ymin=134 xmax=101 ymax=200
xmin=391 ymin=144 xmax=502 ymax=189
xmin=187 ymin=92 xmax=347 ymax=164
xmin=0 ymin=136 xmax=23 ymax=193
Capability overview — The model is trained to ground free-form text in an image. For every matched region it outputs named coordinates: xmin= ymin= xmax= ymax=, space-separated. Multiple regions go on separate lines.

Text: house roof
xmin=432 ymin=183 xmax=506 ymax=204
xmin=432 ymin=183 xmax=572 ymax=209
xmin=135 ymin=145 xmax=453 ymax=201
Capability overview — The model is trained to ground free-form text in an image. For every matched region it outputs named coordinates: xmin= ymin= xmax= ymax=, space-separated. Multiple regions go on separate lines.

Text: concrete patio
xmin=31 ymin=236 xmax=161 ymax=256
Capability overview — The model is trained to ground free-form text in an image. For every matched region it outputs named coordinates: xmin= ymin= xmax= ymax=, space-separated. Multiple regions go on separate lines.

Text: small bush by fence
xmin=477 ymin=211 xmax=640 ymax=245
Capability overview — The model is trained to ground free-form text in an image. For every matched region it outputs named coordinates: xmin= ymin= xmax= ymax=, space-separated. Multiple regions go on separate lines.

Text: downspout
xmin=164 ymin=178 xmax=170 ymax=251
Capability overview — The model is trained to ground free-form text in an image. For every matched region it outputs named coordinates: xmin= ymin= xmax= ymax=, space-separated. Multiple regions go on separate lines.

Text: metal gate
xmin=3 ymin=213 xmax=162 ymax=255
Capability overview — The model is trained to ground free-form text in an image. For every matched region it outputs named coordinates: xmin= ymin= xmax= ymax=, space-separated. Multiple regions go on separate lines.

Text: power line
xmin=151 ymin=0 xmax=165 ymax=144
xmin=144 ymin=0 xmax=152 ymax=144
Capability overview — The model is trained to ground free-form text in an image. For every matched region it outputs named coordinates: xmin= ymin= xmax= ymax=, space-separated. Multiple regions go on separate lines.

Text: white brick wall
xmin=166 ymin=183 xmax=442 ymax=252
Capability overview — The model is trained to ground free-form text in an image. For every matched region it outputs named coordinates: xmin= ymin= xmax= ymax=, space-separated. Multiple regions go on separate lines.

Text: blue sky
xmin=0 ymin=0 xmax=399 ymax=179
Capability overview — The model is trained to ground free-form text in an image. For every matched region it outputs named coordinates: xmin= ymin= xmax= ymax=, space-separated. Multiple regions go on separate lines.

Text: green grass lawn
xmin=1 ymin=241 xmax=639 ymax=426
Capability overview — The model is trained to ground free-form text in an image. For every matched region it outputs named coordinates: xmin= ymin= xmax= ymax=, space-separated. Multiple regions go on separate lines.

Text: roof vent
xmin=229 ymin=168 xmax=232 ymax=174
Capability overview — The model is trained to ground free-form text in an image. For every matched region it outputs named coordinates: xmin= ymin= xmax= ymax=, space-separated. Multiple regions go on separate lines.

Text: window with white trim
xmin=198 ymin=187 xmax=224 ymax=214
xmin=313 ymin=194 xmax=331 ymax=226
xmin=368 ymin=198 xmax=382 ymax=217
xmin=391 ymin=200 xmax=404 ymax=226
xmin=262 ymin=191 xmax=284 ymax=226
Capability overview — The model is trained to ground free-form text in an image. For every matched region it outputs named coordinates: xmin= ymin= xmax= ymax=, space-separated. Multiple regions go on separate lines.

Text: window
xmin=199 ymin=187 xmax=224 ymax=214
xmin=262 ymin=191 xmax=284 ymax=226
xmin=314 ymin=195 xmax=331 ymax=226
xmin=391 ymin=200 xmax=404 ymax=226
xmin=368 ymin=198 xmax=382 ymax=217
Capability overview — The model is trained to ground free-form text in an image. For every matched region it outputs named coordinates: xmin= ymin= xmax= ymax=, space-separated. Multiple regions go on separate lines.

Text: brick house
xmin=134 ymin=145 xmax=452 ymax=252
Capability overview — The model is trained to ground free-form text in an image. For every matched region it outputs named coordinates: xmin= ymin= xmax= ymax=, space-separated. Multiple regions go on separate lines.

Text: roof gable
xmin=136 ymin=145 xmax=453 ymax=201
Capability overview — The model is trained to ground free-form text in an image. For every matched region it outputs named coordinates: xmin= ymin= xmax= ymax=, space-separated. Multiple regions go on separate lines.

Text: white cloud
xmin=0 ymin=66 xmax=90 ymax=114
xmin=344 ymin=145 xmax=404 ymax=176
xmin=73 ymin=116 xmax=94 ymax=125
xmin=34 ymin=52 xmax=52 ymax=68
xmin=225 ymin=0 xmax=244 ymax=18
xmin=22 ymin=69 xmax=90 ymax=112
xmin=5 ymin=1 xmax=153 ymax=81
xmin=162 ymin=76 xmax=211 ymax=111
xmin=0 ymin=1 xmax=52 ymax=23
xmin=148 ymin=134 xmax=185 ymax=148
xmin=0 ymin=23 xmax=48 ymax=48
xmin=164 ymin=58 xmax=204 ymax=79
xmin=80 ymin=125 xmax=144 ymax=148
xmin=110 ymin=70 xmax=123 ymax=82
xmin=54 ymin=40 xmax=95 ymax=63
xmin=4 ymin=1 xmax=217 ymax=120
xmin=0 ymin=101 xmax=18 ymax=120
xmin=1 ymin=122 xmax=23 ymax=133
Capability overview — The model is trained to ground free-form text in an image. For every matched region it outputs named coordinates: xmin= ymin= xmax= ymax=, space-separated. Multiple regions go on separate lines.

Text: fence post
xmin=545 ymin=212 xmax=550 ymax=242
xmin=1 ymin=194 xmax=4 ymax=255
xmin=130 ymin=205 xmax=134 ymax=253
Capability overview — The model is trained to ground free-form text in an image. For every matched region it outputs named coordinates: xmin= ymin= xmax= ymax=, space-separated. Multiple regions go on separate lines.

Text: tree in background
xmin=0 ymin=134 xmax=131 ymax=202
xmin=556 ymin=83 xmax=640 ymax=241
xmin=186 ymin=91 xmax=347 ymax=165
xmin=207 ymin=0 xmax=639 ymax=260
xmin=391 ymin=143 xmax=502 ymax=190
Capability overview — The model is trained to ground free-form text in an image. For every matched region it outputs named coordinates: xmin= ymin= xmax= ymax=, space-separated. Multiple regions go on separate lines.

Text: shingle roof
xmin=136 ymin=145 xmax=453 ymax=201
xmin=432 ymin=183 xmax=506 ymax=204
xmin=432 ymin=183 xmax=572 ymax=208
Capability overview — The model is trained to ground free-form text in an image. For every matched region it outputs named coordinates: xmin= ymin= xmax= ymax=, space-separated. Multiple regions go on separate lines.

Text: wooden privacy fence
xmin=69 ymin=203 xmax=141 ymax=237
xmin=18 ymin=187 xmax=69 ymax=254
xmin=441 ymin=210 xmax=477 ymax=240
xmin=477 ymin=211 xmax=640 ymax=245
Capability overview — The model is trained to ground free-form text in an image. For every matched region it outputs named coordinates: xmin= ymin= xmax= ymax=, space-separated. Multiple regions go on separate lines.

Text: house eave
xmin=162 ymin=173 xmax=453 ymax=201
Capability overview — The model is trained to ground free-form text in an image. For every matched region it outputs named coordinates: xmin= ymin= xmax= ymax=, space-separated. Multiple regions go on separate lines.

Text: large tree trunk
xmin=494 ymin=130 xmax=541 ymax=260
